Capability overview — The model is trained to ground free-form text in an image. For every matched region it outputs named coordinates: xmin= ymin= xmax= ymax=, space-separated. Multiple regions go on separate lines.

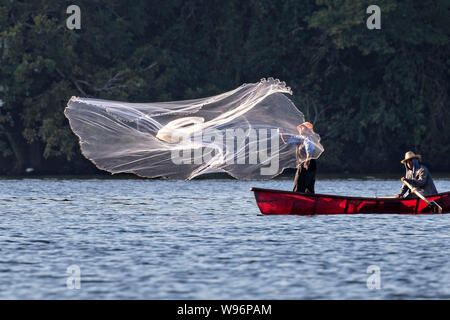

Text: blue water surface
xmin=0 ymin=177 xmax=449 ymax=299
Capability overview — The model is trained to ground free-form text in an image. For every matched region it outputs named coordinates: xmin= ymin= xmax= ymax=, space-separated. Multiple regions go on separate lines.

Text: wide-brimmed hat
xmin=401 ymin=151 xmax=422 ymax=164
xmin=297 ymin=122 xmax=314 ymax=132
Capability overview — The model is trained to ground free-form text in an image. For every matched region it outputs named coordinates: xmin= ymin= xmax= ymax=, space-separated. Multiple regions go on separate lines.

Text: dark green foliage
xmin=0 ymin=0 xmax=448 ymax=175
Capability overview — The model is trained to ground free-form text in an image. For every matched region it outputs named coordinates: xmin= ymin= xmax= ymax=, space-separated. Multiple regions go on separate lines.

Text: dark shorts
xmin=293 ymin=160 xmax=316 ymax=193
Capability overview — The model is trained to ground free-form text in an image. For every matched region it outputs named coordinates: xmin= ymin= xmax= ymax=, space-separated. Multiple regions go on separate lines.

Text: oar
xmin=401 ymin=178 xmax=442 ymax=213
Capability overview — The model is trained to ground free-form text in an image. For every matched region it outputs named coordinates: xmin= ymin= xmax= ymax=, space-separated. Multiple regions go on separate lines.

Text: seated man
xmin=395 ymin=151 xmax=437 ymax=198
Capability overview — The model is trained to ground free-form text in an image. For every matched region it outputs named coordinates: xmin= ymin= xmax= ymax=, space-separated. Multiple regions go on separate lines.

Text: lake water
xmin=0 ymin=177 xmax=449 ymax=299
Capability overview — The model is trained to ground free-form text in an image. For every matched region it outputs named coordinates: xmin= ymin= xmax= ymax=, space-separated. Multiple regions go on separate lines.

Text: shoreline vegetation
xmin=1 ymin=1 xmax=448 ymax=176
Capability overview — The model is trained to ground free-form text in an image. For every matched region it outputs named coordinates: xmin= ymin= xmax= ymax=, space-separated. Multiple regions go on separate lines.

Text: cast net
xmin=64 ymin=78 xmax=324 ymax=179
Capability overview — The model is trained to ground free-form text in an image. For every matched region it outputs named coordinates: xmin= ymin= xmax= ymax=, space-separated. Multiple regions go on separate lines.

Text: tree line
xmin=1 ymin=0 xmax=449 ymax=176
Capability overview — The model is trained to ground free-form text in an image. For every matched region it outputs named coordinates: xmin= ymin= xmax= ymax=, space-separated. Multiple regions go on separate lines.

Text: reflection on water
xmin=0 ymin=177 xmax=449 ymax=299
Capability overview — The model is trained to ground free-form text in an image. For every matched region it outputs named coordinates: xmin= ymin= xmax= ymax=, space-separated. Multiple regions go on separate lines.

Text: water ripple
xmin=0 ymin=177 xmax=449 ymax=299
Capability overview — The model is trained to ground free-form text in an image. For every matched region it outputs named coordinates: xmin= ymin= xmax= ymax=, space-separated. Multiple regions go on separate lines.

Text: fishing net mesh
xmin=65 ymin=78 xmax=324 ymax=180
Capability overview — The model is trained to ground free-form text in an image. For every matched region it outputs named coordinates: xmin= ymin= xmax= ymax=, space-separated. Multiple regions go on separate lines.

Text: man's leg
xmin=293 ymin=167 xmax=307 ymax=192
xmin=304 ymin=170 xmax=316 ymax=194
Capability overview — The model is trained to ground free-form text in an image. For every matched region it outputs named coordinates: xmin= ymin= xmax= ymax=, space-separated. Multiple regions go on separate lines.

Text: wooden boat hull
xmin=250 ymin=188 xmax=450 ymax=215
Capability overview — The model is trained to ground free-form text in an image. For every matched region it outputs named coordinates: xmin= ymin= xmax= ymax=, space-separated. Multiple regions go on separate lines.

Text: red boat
xmin=250 ymin=187 xmax=450 ymax=215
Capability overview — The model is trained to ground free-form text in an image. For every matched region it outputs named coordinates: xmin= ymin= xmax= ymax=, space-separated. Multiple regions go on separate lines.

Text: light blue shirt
xmin=285 ymin=135 xmax=315 ymax=156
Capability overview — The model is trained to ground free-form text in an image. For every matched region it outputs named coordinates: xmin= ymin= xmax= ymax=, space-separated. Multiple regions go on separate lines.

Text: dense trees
xmin=1 ymin=0 xmax=449 ymax=175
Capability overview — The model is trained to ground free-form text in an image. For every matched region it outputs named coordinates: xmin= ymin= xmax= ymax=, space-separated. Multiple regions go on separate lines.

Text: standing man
xmin=278 ymin=122 xmax=317 ymax=193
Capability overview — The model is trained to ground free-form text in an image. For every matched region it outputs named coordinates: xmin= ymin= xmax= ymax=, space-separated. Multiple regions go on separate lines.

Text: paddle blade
xmin=430 ymin=201 xmax=443 ymax=214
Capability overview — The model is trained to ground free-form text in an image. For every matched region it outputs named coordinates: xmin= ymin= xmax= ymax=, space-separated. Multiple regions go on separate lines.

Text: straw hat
xmin=400 ymin=151 xmax=422 ymax=164
xmin=297 ymin=122 xmax=314 ymax=132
